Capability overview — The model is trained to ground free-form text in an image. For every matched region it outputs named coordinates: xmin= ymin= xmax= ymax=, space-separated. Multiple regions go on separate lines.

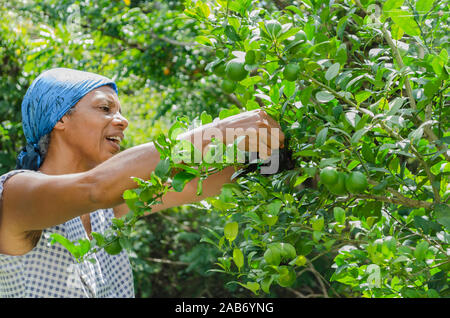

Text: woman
xmin=0 ymin=68 xmax=284 ymax=297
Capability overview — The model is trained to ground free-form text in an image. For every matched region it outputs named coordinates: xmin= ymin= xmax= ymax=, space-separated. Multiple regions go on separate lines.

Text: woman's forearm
xmin=88 ymin=124 xmax=228 ymax=209
xmin=88 ymin=109 xmax=281 ymax=210
xmin=88 ymin=141 xmax=162 ymax=207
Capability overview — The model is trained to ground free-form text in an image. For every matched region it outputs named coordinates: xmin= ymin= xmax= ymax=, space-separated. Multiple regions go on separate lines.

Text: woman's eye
xmin=100 ymin=105 xmax=110 ymax=112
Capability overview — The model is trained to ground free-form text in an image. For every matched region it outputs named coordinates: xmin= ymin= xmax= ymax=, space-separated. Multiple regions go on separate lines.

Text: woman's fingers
xmin=216 ymin=109 xmax=285 ymax=156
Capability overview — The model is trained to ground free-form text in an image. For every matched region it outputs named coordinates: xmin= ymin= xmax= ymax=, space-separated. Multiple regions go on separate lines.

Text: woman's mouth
xmin=105 ymin=135 xmax=122 ymax=151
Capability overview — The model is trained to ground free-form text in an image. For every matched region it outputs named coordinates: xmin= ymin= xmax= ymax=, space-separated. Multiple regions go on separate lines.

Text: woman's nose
xmin=113 ymin=112 xmax=129 ymax=129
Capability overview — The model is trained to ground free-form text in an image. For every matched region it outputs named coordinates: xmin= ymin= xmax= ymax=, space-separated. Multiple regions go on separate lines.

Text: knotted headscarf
xmin=16 ymin=68 xmax=118 ymax=170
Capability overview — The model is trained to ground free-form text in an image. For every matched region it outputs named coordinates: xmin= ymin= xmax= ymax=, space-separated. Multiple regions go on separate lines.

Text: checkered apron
xmin=0 ymin=170 xmax=135 ymax=298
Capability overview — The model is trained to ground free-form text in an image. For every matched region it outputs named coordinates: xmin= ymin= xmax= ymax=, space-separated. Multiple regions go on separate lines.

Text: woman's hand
xmin=214 ymin=109 xmax=285 ymax=159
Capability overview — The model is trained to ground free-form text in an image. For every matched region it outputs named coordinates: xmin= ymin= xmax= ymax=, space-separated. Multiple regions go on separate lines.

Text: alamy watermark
xmin=171 ymin=127 xmax=282 ymax=174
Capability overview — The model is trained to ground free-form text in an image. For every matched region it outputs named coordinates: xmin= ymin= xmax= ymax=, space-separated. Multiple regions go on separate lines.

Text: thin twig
xmin=145 ymin=257 xmax=189 ymax=266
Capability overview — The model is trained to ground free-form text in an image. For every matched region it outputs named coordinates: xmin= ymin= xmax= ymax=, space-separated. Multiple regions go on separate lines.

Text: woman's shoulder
xmin=0 ymin=169 xmax=31 ymax=193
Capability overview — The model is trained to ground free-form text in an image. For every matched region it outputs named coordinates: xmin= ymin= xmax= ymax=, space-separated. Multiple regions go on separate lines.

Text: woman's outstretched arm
xmin=2 ymin=110 xmax=283 ymax=233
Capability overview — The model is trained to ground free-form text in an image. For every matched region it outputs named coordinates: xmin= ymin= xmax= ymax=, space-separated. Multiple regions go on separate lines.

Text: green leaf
xmin=383 ymin=0 xmax=404 ymax=12
xmin=414 ymin=241 xmax=429 ymax=261
xmin=416 ymin=0 xmax=434 ymax=13
xmin=278 ymin=243 xmax=297 ymax=260
xmin=431 ymin=54 xmax=445 ymax=76
xmin=209 ymin=199 xmax=236 ymax=211
xmin=315 ymin=127 xmax=328 ymax=147
xmin=196 ymin=178 xmax=203 ymax=196
xmin=50 ymin=233 xmax=80 ymax=259
xmin=155 ymin=158 xmax=171 ymax=180
xmin=351 ymin=127 xmax=368 ymax=145
xmin=119 ymin=236 xmax=133 ymax=251
xmin=240 ymin=75 xmax=262 ymax=87
xmin=172 ymin=171 xmax=196 ymax=192
xmin=267 ymin=199 xmax=283 ymax=215
xmin=391 ymin=24 xmax=404 ymax=40
xmin=424 ymin=79 xmax=441 ymax=97
xmin=112 ymin=218 xmax=125 ymax=229
xmin=294 ymin=174 xmax=309 ymax=187
xmin=282 ymin=80 xmax=296 ymax=98
xmin=414 ymin=216 xmax=442 ymax=234
xmin=387 ymin=97 xmax=405 ymax=116
xmin=333 ymin=207 xmax=346 ymax=224
xmin=261 ymin=276 xmax=274 ymax=294
xmin=387 ymin=9 xmax=421 ymax=36
xmin=270 ymin=84 xmax=280 ymax=104
xmin=200 ymin=111 xmax=213 ymax=125
xmin=355 ymin=91 xmax=372 ymax=105
xmin=91 ymin=232 xmax=105 ymax=247
xmin=262 ymin=213 xmax=278 ymax=226
xmin=195 ymin=35 xmax=212 ymax=46
xmin=434 ymin=204 xmax=450 ymax=231
xmin=75 ymin=240 xmax=89 ymax=258
xmin=172 ymin=139 xmax=201 ymax=164
xmin=316 ymin=91 xmax=335 ymax=103
xmin=294 ymin=150 xmax=319 ymax=157
xmin=224 ymin=25 xmax=240 ymax=41
xmin=325 ymin=63 xmax=340 ymax=81
xmin=311 ymin=216 xmax=324 ymax=232
xmin=224 ymin=222 xmax=239 ymax=242
xmin=233 ymin=248 xmax=244 ymax=270
xmin=238 ymin=281 xmax=260 ymax=295
xmin=168 ymin=121 xmax=187 ymax=141
xmin=219 ymin=106 xmax=240 ymax=119
xmin=278 ymin=27 xmax=301 ymax=42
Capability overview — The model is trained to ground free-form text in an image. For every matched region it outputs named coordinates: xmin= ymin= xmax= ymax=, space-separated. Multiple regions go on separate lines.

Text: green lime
xmin=104 ymin=239 xmax=123 ymax=255
xmin=283 ymin=63 xmax=300 ymax=81
xmin=326 ymin=172 xmax=348 ymax=196
xmin=264 ymin=20 xmax=282 ymax=38
xmin=320 ymin=167 xmax=338 ymax=185
xmin=279 ymin=243 xmax=296 ymax=260
xmin=264 ymin=246 xmax=281 ymax=266
xmin=276 ymin=266 xmax=296 ymax=287
xmin=221 ymin=79 xmax=237 ymax=93
xmin=225 ymin=59 xmax=248 ymax=81
xmin=213 ymin=62 xmax=226 ymax=77
xmin=345 ymin=171 xmax=368 ymax=194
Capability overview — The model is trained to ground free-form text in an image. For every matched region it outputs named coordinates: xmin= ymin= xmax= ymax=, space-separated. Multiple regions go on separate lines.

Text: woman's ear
xmin=53 ymin=116 xmax=67 ymax=131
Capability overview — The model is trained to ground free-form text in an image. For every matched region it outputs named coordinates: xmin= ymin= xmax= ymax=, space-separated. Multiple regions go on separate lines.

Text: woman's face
xmin=58 ymin=85 xmax=128 ymax=167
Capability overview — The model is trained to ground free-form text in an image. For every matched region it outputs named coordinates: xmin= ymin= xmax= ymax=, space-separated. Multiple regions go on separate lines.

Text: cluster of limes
xmin=263 ymin=242 xmax=298 ymax=287
xmin=215 ymin=19 xmax=307 ymax=93
xmin=320 ymin=167 xmax=368 ymax=196
xmin=214 ymin=58 xmax=248 ymax=93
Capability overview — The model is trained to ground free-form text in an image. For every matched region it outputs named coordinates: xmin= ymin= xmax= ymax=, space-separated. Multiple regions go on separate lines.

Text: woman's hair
xmin=37 ymin=106 xmax=77 ymax=162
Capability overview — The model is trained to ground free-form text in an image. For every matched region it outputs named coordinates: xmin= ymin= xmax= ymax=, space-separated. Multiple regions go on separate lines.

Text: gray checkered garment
xmin=0 ymin=170 xmax=135 ymax=298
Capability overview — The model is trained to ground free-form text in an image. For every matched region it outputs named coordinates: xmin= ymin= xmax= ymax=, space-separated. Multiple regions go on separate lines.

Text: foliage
xmin=180 ymin=0 xmax=449 ymax=298
xmin=1 ymin=0 xmax=449 ymax=298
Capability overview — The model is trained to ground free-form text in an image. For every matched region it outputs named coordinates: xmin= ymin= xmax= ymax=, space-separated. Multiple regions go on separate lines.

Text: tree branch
xmin=351 ymin=193 xmax=433 ymax=209
xmin=145 ymin=257 xmax=189 ymax=266
xmin=353 ymin=0 xmax=449 ymax=163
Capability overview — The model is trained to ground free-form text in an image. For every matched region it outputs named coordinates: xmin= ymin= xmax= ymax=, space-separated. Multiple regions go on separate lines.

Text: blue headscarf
xmin=16 ymin=68 xmax=118 ymax=170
